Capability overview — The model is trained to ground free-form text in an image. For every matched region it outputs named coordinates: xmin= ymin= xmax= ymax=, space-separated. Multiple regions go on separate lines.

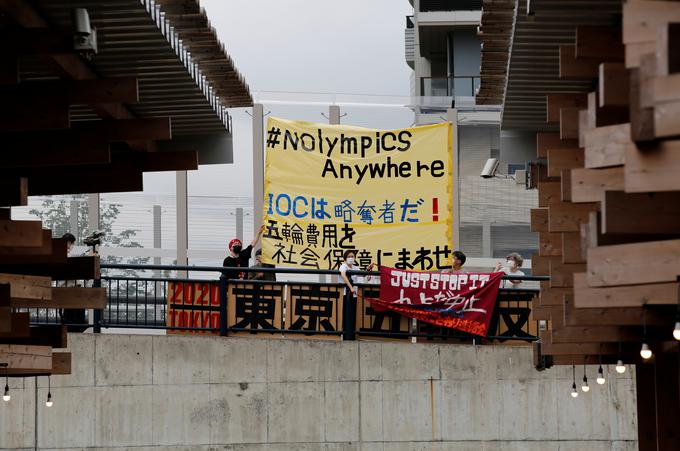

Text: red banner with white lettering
xmin=368 ymin=267 xmax=504 ymax=336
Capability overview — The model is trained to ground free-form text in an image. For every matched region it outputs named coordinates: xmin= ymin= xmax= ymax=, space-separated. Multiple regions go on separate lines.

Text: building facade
xmin=406 ymin=0 xmax=538 ymax=269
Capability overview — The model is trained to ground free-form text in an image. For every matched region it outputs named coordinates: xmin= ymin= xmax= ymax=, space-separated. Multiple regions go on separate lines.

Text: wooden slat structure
xmin=0 ymin=0 xmax=251 ymax=378
xmin=477 ymin=1 xmax=680 ymax=449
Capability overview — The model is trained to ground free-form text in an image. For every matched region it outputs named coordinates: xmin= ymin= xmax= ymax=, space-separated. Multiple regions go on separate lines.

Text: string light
xmin=597 ymin=365 xmax=606 ymax=385
xmin=581 ymin=363 xmax=590 ymax=392
xmin=615 ymin=359 xmax=626 ymax=374
xmin=45 ymin=376 xmax=53 ymax=407
xmin=640 ymin=310 xmax=652 ymax=360
xmin=673 ymin=321 xmax=680 ymax=341
xmin=2 ymin=363 xmax=8 ymax=402
xmin=570 ymin=365 xmax=578 ymax=398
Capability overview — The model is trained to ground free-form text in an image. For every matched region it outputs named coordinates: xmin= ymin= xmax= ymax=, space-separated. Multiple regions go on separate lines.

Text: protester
xmin=494 ymin=252 xmax=525 ymax=288
xmin=62 ymin=232 xmax=76 ymax=255
xmin=442 ymin=250 xmax=466 ymax=274
xmin=248 ymin=248 xmax=276 ymax=281
xmin=222 ymin=225 xmax=264 ymax=280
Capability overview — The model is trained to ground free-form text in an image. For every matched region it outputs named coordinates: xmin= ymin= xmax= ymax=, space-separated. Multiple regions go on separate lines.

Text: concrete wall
xmin=0 ymin=334 xmax=638 ymax=450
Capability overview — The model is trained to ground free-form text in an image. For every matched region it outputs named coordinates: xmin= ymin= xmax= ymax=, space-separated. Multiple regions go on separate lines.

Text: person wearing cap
xmin=222 ymin=225 xmax=264 ymax=280
xmin=248 ymin=249 xmax=276 ymax=281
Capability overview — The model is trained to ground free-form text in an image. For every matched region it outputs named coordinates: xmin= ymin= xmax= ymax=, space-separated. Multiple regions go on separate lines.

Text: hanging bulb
xmin=571 ymin=382 xmax=578 ymax=398
xmin=640 ymin=343 xmax=653 ymax=360
xmin=2 ymin=384 xmax=9 ymax=402
xmin=596 ymin=365 xmax=606 ymax=385
xmin=615 ymin=360 xmax=626 ymax=374
xmin=581 ymin=375 xmax=590 ymax=392
xmin=673 ymin=321 xmax=680 ymax=341
xmin=45 ymin=392 xmax=53 ymax=407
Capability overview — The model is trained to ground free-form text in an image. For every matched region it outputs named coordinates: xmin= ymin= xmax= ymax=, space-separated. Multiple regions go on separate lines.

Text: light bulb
xmin=3 ymin=385 xmax=9 ymax=402
xmin=640 ymin=343 xmax=652 ymax=360
xmin=615 ymin=360 xmax=626 ymax=374
xmin=45 ymin=392 xmax=53 ymax=407
xmin=581 ymin=377 xmax=590 ymax=393
xmin=571 ymin=382 xmax=578 ymax=398
xmin=596 ymin=366 xmax=605 ymax=385
xmin=673 ymin=321 xmax=680 ymax=341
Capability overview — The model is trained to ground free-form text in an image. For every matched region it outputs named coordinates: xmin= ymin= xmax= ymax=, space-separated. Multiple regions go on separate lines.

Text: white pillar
xmin=176 ymin=171 xmax=188 ymax=277
xmin=325 ymin=105 xmax=342 ymax=283
xmin=86 ymin=194 xmax=99 ymax=233
xmin=153 ymin=205 xmax=161 ymax=277
xmin=447 ymin=108 xmax=460 ymax=252
xmin=252 ymin=103 xmax=265 ymax=242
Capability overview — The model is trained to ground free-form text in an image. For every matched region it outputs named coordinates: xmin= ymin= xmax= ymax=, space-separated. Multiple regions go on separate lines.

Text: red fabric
xmin=228 ymin=238 xmax=242 ymax=250
xmin=368 ymin=267 xmax=504 ymax=336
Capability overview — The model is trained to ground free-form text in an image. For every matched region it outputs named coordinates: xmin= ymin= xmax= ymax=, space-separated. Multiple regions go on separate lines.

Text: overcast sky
xmin=144 ymin=0 xmax=414 ymax=198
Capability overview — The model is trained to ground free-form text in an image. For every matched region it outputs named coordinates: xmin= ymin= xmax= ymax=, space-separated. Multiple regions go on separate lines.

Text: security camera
xmin=72 ymin=8 xmax=98 ymax=55
xmin=480 ymin=158 xmax=500 ymax=178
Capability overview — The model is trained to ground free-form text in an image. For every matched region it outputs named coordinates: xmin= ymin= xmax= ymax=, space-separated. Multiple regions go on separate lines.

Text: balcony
xmin=420 ymin=76 xmax=481 ymax=98
xmin=27 ymin=263 xmax=543 ymax=343
xmin=405 ymin=16 xmax=415 ymax=68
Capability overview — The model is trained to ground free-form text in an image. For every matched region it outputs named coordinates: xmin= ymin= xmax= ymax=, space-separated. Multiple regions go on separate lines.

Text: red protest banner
xmin=368 ymin=267 xmax=504 ymax=336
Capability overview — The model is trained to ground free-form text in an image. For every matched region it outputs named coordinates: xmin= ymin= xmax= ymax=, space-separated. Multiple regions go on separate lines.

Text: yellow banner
xmin=261 ymin=117 xmax=453 ymax=270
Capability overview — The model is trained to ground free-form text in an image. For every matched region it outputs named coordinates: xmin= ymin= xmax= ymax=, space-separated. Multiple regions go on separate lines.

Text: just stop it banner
xmin=261 ymin=117 xmax=453 ymax=270
xmin=369 ymin=267 xmax=504 ymax=336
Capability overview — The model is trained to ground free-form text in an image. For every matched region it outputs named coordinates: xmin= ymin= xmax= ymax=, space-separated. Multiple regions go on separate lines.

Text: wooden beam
xmin=0 ymin=177 xmax=27 ymax=206
xmin=656 ymin=22 xmax=680 ymax=75
xmin=539 ymin=232 xmax=562 ymax=257
xmin=0 ymin=256 xmax=99 ymax=280
xmin=536 ymin=132 xmax=578 ymax=159
xmin=562 ymin=232 xmax=585 ymax=264
xmin=550 ymin=325 xmax=640 ymax=343
xmin=622 ymin=0 xmax=680 ymax=45
xmin=0 ymin=312 xmax=30 ymax=337
xmin=11 ymin=287 xmax=106 ymax=309
xmin=539 ymin=282 xmax=571 ymax=307
xmin=532 ymin=255 xmax=558 ymax=276
xmin=24 ymin=169 xmax=144 ymax=196
xmin=626 ymin=41 xmax=657 ymax=69
xmin=0 ymin=220 xmax=43 ymax=247
xmin=560 ymin=169 xmax=572 ymax=202
xmin=547 ymin=149 xmax=583 ymax=178
xmin=630 ymin=67 xmax=655 ymax=142
xmin=0 ymin=344 xmax=52 ymax=370
xmin=549 ymin=260 xmax=586 ymax=288
xmin=599 ymin=63 xmax=630 ymax=106
xmin=5 ymin=352 xmax=71 ymax=376
xmin=0 ymin=273 xmax=51 ymax=300
xmin=654 ymin=99 xmax=680 ymax=138
xmin=0 ymin=325 xmax=67 ymax=348
xmin=655 ymin=353 xmax=680 ymax=450
xmin=564 ymin=294 xmax=670 ymax=326
xmin=625 ymin=140 xmax=680 ymax=193
xmin=602 ymin=191 xmax=680 ymax=234
xmin=559 ymin=44 xmax=599 ymax=79
xmin=653 ymin=73 xmax=680 ymax=104
xmin=538 ymin=182 xmax=562 ymax=207
xmin=559 ymin=107 xmax=580 ymax=140
xmin=571 ymin=167 xmax=624 ymax=203
xmin=587 ymin=239 xmax=680 ymax=287
xmin=0 ymin=147 xmax=110 ymax=169
xmin=576 ymin=26 xmax=624 ymax=62
xmin=530 ymin=208 xmax=549 ymax=232
xmin=574 ymin=273 xmax=677 ymax=308
xmin=0 ymin=78 xmax=138 ymax=105
xmin=546 ymin=94 xmax=587 ymax=123
xmin=584 ymin=123 xmax=630 ymax=168
xmin=548 ymin=202 xmax=598 ymax=232
xmin=588 ymin=90 xmax=629 ymax=127
xmin=0 ymin=236 xmax=68 ymax=265
xmin=0 ymin=99 xmax=69 ymax=132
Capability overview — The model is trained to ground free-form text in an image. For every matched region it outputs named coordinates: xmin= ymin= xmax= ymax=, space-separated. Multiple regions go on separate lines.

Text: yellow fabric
xmin=261 ymin=116 xmax=452 ymax=270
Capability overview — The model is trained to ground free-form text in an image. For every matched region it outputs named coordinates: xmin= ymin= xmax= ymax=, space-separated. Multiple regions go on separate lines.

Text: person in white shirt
xmin=339 ymin=250 xmax=377 ymax=296
xmin=494 ymin=252 xmax=525 ymax=288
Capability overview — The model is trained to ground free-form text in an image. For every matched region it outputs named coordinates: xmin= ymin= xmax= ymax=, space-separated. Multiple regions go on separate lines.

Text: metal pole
xmin=219 ymin=274 xmax=228 ymax=336
xmin=176 ymin=171 xmax=188 ymax=278
xmin=87 ymin=193 xmax=100 ymax=329
xmin=236 ymin=207 xmax=244 ymax=243
xmin=69 ymin=200 xmax=79 ymax=242
xmin=153 ymin=205 xmax=161 ymax=278
xmin=447 ymin=108 xmax=460 ymax=252
xmin=252 ymin=103 xmax=264 ymax=241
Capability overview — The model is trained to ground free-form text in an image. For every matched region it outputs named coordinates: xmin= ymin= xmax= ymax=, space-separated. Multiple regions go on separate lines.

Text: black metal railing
xmin=25 ymin=264 xmax=547 ymax=343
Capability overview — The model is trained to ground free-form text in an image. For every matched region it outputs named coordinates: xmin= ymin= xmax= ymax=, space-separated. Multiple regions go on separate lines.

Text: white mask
xmin=346 ymin=257 xmax=355 ymax=265
xmin=506 ymin=259 xmax=515 ymax=268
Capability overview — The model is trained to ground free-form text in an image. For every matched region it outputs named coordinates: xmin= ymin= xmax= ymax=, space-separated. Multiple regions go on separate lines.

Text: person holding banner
xmin=494 ymin=252 xmax=525 ymax=288
xmin=222 ymin=225 xmax=265 ymax=280
xmin=442 ymin=250 xmax=467 ymax=274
